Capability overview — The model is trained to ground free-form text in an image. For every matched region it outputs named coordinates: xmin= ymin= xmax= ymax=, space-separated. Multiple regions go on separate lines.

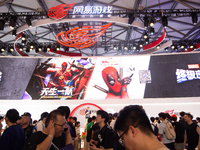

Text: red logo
xmin=47 ymin=3 xmax=75 ymax=20
xmin=56 ymin=22 xmax=112 ymax=49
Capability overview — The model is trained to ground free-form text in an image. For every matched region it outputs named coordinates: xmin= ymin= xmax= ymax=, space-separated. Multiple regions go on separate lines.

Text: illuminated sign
xmin=73 ymin=6 xmax=112 ymax=15
xmin=56 ymin=22 xmax=112 ymax=49
xmin=188 ymin=64 xmax=199 ymax=69
xmin=176 ymin=69 xmax=200 ymax=83
xmin=47 ymin=3 xmax=75 ymax=20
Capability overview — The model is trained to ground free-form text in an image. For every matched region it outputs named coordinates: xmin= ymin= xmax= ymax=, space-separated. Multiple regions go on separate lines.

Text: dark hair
xmin=92 ymin=116 xmax=96 ymax=120
xmin=158 ymin=112 xmax=166 ymax=119
xmin=185 ymin=113 xmax=193 ymax=120
xmin=196 ymin=117 xmax=200 ymax=122
xmin=87 ymin=117 xmax=92 ymax=124
xmin=179 ymin=111 xmax=185 ymax=117
xmin=114 ymin=105 xmax=153 ymax=136
xmin=0 ymin=116 xmax=4 ymax=120
xmin=150 ymin=117 xmax=155 ymax=122
xmin=72 ymin=117 xmax=77 ymax=122
xmin=165 ymin=113 xmax=171 ymax=120
xmin=6 ymin=109 xmax=19 ymax=123
xmin=75 ymin=121 xmax=80 ymax=126
xmin=113 ymin=113 xmax=118 ymax=118
xmin=41 ymin=112 xmax=49 ymax=120
xmin=171 ymin=116 xmax=177 ymax=121
xmin=33 ymin=120 xmax=37 ymax=124
xmin=57 ymin=106 xmax=70 ymax=119
xmin=45 ymin=109 xmax=65 ymax=128
xmin=97 ymin=110 xmax=109 ymax=123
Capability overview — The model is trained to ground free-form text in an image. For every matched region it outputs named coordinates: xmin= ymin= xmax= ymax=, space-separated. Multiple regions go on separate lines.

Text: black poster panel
xmin=0 ymin=58 xmax=39 ymax=100
xmin=144 ymin=53 xmax=200 ymax=98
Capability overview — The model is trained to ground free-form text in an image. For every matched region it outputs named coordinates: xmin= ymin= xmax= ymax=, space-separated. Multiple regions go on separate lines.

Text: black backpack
xmin=152 ymin=123 xmax=158 ymax=136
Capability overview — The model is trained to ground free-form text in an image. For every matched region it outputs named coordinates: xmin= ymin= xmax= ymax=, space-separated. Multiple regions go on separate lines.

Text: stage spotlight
xmin=150 ymin=27 xmax=155 ymax=35
xmin=174 ymin=45 xmax=178 ymax=51
xmin=113 ymin=44 xmax=117 ymax=50
xmin=143 ymin=31 xmax=148 ymax=39
xmin=26 ymin=16 xmax=32 ymax=27
xmin=19 ymin=46 xmax=23 ymax=51
xmin=162 ymin=16 xmax=168 ymax=28
xmin=56 ymin=44 xmax=60 ymax=51
xmin=194 ymin=45 xmax=197 ymax=50
xmin=135 ymin=46 xmax=140 ymax=52
xmin=47 ymin=45 xmax=51 ymax=51
xmin=43 ymin=46 xmax=47 ymax=53
xmin=124 ymin=44 xmax=127 ymax=50
xmin=53 ymin=47 xmax=57 ymax=52
xmin=180 ymin=43 xmax=185 ymax=49
xmin=118 ymin=45 xmax=122 ymax=52
xmin=9 ymin=46 xmax=14 ymax=52
xmin=22 ymin=39 xmax=26 ymax=45
xmin=9 ymin=16 xmax=17 ymax=29
xmin=150 ymin=19 xmax=154 ymax=27
xmin=0 ymin=20 xmax=5 ymax=30
xmin=30 ymin=42 xmax=34 ymax=49
xmin=78 ymin=22 xmax=83 ymax=29
xmin=139 ymin=41 xmax=143 ymax=48
xmin=171 ymin=44 xmax=175 ymax=49
xmin=192 ymin=12 xmax=198 ymax=25
xmin=1 ymin=46 xmax=5 ymax=52
xmin=38 ymin=45 xmax=42 ymax=51
xmin=128 ymin=13 xmax=135 ymax=24
xmin=133 ymin=44 xmax=136 ymax=50
xmin=156 ymin=45 xmax=160 ymax=49
xmin=35 ymin=47 xmax=39 ymax=53
xmin=12 ymin=29 xmax=17 ymax=36
xmin=104 ymin=47 xmax=108 ymax=51
xmin=145 ymin=38 xmax=149 ymax=44
xmin=143 ymin=16 xmax=149 ymax=28
xmin=164 ymin=47 xmax=169 ymax=51
xmin=22 ymin=34 xmax=26 ymax=41
xmin=26 ymin=47 xmax=30 ymax=53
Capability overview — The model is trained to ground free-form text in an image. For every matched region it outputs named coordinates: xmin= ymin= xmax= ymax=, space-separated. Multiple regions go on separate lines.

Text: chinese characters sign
xmin=176 ymin=69 xmax=200 ymax=83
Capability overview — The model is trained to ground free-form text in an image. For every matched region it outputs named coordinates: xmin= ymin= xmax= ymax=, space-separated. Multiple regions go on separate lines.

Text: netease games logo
xmin=73 ymin=6 xmax=112 ymax=15
xmin=176 ymin=69 xmax=200 ymax=83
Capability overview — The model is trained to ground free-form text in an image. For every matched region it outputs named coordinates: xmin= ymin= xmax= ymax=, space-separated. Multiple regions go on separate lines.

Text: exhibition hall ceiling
xmin=0 ymin=0 xmax=199 ymax=57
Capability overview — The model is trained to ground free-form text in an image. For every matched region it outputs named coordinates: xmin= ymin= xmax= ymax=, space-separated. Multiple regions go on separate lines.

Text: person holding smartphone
xmin=23 ymin=109 xmax=73 ymax=150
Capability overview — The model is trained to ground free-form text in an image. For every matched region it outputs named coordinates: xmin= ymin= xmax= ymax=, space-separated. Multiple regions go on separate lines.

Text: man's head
xmin=71 ymin=117 xmax=77 ymax=124
xmin=0 ymin=116 xmax=4 ymax=122
xmin=45 ymin=109 xmax=66 ymax=137
xmin=179 ymin=111 xmax=185 ymax=118
xmin=91 ymin=116 xmax=96 ymax=122
xmin=57 ymin=106 xmax=70 ymax=120
xmin=184 ymin=113 xmax=193 ymax=123
xmin=75 ymin=121 xmax=80 ymax=127
xmin=114 ymin=105 xmax=154 ymax=150
xmin=113 ymin=113 xmax=118 ymax=119
xmin=21 ymin=112 xmax=31 ymax=126
xmin=40 ymin=112 xmax=49 ymax=123
xmin=96 ymin=110 xmax=109 ymax=124
xmin=158 ymin=112 xmax=166 ymax=121
xmin=150 ymin=117 xmax=155 ymax=123
xmin=171 ymin=114 xmax=177 ymax=122
xmin=5 ymin=109 xmax=19 ymax=124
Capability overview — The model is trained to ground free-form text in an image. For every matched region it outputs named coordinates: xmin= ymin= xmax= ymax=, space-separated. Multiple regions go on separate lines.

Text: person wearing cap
xmin=171 ymin=114 xmax=185 ymax=150
xmin=21 ymin=112 xmax=36 ymax=141
xmin=36 ymin=112 xmax=49 ymax=131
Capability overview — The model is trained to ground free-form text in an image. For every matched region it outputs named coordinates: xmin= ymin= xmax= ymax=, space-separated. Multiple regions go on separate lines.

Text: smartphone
xmin=64 ymin=128 xmax=68 ymax=132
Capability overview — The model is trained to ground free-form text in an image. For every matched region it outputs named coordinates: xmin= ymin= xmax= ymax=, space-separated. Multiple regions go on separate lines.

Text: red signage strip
xmin=188 ymin=64 xmax=200 ymax=69
xmin=49 ymin=48 xmax=82 ymax=56
xmin=143 ymin=29 xmax=166 ymax=51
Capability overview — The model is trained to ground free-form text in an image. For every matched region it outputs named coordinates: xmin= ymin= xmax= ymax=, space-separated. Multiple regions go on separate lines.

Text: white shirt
xmin=36 ymin=120 xmax=45 ymax=131
xmin=110 ymin=119 xmax=116 ymax=129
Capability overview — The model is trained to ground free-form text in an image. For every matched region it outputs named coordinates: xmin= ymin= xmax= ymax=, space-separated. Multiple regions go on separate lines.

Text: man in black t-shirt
xmin=89 ymin=110 xmax=114 ymax=150
xmin=23 ymin=109 xmax=73 ymax=150
xmin=184 ymin=113 xmax=200 ymax=150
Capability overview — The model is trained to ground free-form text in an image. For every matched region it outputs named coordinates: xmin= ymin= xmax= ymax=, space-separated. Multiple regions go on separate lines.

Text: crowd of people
xmin=0 ymin=105 xmax=200 ymax=150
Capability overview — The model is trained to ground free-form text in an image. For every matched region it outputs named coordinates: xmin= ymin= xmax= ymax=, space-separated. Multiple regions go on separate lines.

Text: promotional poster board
xmin=1 ymin=52 xmax=200 ymax=100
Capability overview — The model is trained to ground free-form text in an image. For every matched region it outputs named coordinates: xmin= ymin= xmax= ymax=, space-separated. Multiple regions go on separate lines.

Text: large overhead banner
xmin=1 ymin=52 xmax=200 ymax=100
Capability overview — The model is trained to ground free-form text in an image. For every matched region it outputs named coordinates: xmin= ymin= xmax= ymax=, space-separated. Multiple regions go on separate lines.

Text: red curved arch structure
xmin=143 ymin=29 xmax=166 ymax=51
xmin=56 ymin=22 xmax=112 ymax=49
xmin=69 ymin=103 xmax=103 ymax=117
xmin=47 ymin=3 xmax=75 ymax=20
xmin=14 ymin=32 xmax=29 ymax=56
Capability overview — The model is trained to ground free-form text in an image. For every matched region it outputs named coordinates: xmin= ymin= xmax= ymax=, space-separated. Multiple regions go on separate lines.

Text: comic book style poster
xmin=84 ymin=56 xmax=151 ymax=99
xmin=25 ymin=57 xmax=97 ymax=100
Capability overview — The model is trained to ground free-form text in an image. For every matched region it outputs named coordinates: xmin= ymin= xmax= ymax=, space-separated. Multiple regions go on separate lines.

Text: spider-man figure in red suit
xmin=102 ymin=66 xmax=132 ymax=99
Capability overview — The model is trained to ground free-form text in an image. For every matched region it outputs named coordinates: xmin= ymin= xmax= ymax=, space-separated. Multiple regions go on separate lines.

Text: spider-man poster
xmin=24 ymin=57 xmax=97 ymax=100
